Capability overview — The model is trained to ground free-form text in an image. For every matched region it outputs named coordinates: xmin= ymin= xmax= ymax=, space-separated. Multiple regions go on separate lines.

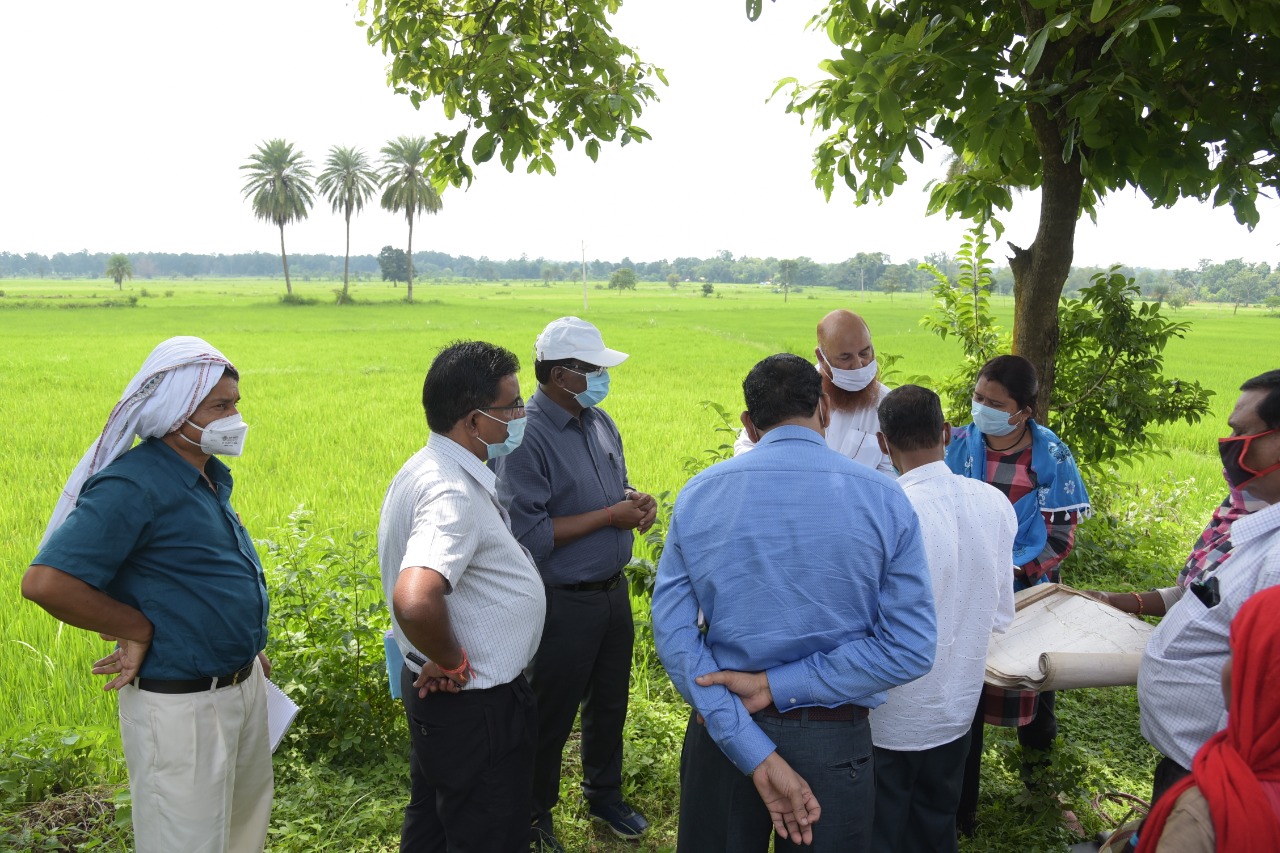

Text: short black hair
xmin=978 ymin=354 xmax=1039 ymax=412
xmin=1241 ymin=369 xmax=1280 ymax=430
xmin=221 ymin=365 xmax=240 ymax=381
xmin=422 ymin=341 xmax=520 ymax=434
xmin=743 ymin=353 xmax=822 ymax=432
xmin=534 ymin=358 xmax=575 ymax=384
xmin=878 ymin=385 xmax=945 ymax=452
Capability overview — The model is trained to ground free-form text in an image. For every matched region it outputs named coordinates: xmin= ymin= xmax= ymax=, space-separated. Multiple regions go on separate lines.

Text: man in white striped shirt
xmin=378 ymin=340 xmax=546 ymax=852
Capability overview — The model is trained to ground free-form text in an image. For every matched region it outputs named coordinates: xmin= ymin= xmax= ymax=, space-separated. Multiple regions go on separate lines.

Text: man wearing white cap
xmin=734 ymin=309 xmax=894 ymax=475
xmin=22 ymin=336 xmax=272 ymax=853
xmin=493 ymin=317 xmax=657 ymax=850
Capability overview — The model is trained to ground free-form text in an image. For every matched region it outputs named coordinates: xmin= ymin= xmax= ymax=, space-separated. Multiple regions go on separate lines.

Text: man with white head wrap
xmin=22 ymin=336 xmax=272 ymax=853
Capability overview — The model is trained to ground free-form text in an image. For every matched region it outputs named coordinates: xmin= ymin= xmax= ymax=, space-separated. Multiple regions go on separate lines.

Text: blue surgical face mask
xmin=567 ymin=368 xmax=610 ymax=408
xmin=475 ymin=411 xmax=526 ymax=459
xmin=971 ymin=401 xmax=1022 ymax=437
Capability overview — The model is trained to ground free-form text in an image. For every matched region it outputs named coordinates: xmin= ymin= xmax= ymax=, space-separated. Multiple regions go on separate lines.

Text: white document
xmin=984 ymin=583 xmax=1155 ymax=692
xmin=265 ymin=679 xmax=300 ymax=753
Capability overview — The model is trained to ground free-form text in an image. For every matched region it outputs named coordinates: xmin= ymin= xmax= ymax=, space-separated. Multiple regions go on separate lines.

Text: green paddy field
xmin=1 ymin=277 xmax=1275 ymax=850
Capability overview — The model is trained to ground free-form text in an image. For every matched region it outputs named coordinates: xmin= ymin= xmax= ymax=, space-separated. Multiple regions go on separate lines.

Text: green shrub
xmin=258 ymin=509 xmax=403 ymax=764
xmin=0 ymin=725 xmax=121 ymax=810
xmin=279 ymin=293 xmax=319 ymax=306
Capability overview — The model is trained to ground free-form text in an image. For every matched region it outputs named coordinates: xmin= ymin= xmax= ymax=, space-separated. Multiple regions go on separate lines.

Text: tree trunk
xmin=1008 ymin=102 xmax=1086 ymax=423
xmin=278 ymin=223 xmax=292 ymax=295
xmin=406 ymin=216 xmax=415 ymax=304
xmin=342 ymin=209 xmax=352 ymax=302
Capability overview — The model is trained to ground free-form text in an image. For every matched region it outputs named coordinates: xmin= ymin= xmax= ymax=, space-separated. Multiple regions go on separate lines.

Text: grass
xmin=1 ymin=277 xmax=1276 ymax=850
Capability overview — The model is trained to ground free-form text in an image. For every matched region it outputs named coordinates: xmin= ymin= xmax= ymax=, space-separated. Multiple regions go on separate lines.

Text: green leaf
xmin=746 ymin=0 xmax=763 ymax=21
xmin=471 ymin=132 xmax=497 ymax=164
xmin=1023 ymin=27 xmax=1051 ymax=75
xmin=878 ymin=89 xmax=904 ymax=132
xmin=1090 ymin=0 xmax=1114 ymax=23
xmin=1138 ymin=5 xmax=1181 ymax=21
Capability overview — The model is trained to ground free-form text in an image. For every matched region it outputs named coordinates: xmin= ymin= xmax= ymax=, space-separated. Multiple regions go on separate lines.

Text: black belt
xmin=134 ymin=659 xmax=256 ymax=694
xmin=760 ymin=704 xmax=868 ymax=722
xmin=549 ymin=572 xmax=623 ymax=592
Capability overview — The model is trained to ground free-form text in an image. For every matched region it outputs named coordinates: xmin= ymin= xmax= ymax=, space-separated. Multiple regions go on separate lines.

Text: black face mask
xmin=1218 ymin=428 xmax=1280 ymax=489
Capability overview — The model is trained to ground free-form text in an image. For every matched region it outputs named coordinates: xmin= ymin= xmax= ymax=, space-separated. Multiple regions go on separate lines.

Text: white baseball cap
xmin=534 ymin=317 xmax=629 ymax=367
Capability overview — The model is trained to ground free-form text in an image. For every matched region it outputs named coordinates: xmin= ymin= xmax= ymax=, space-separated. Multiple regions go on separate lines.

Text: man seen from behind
xmin=870 ymin=384 xmax=1017 ymax=852
xmin=653 ymin=353 xmax=937 ymax=853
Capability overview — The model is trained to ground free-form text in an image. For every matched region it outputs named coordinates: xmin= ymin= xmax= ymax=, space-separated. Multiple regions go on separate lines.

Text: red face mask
xmin=1219 ymin=428 xmax=1280 ymax=489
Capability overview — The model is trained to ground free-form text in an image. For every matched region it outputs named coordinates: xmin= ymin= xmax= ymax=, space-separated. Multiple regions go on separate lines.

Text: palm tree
xmin=379 ymin=136 xmax=442 ymax=303
xmin=105 ymin=253 xmax=132 ymax=290
xmin=317 ymin=145 xmax=378 ymax=304
xmin=241 ymin=139 xmax=314 ymax=295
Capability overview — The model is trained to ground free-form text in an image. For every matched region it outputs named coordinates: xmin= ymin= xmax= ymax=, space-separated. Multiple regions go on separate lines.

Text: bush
xmin=279 ymin=293 xmax=319 ymax=306
xmin=0 ymin=725 xmax=121 ymax=810
xmin=1070 ymin=472 xmax=1212 ymax=588
xmin=257 ymin=509 xmax=403 ymax=764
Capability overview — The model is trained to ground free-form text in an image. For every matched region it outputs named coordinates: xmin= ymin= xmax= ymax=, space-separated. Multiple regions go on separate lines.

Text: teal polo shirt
xmin=35 ymin=438 xmax=269 ymax=680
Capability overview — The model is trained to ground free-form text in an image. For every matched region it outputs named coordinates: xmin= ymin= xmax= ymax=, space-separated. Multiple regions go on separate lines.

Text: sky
xmin=3 ymin=0 xmax=1279 ymax=269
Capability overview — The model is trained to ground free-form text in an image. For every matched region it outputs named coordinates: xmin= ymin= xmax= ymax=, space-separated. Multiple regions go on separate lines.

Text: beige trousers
xmin=118 ymin=659 xmax=273 ymax=853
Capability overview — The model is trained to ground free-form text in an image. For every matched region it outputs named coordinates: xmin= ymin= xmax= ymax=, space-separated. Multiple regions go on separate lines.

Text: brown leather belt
xmin=760 ymin=704 xmax=869 ymax=722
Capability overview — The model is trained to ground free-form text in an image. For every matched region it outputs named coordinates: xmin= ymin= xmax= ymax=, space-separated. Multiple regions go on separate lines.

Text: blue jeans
xmin=676 ymin=709 xmax=874 ymax=853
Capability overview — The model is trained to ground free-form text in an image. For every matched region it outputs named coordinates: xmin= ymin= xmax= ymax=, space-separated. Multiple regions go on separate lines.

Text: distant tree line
xmin=3 ymin=248 xmax=1277 ymax=309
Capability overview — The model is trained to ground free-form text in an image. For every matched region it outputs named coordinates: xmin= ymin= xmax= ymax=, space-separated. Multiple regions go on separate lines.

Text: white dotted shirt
xmin=870 ymin=461 xmax=1018 ymax=750
xmin=378 ymin=434 xmax=546 ymax=690
xmin=1139 ymin=499 xmax=1280 ymax=768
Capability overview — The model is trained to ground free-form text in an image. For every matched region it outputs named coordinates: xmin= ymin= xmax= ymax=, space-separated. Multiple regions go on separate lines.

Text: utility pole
xmin=581 ymin=241 xmax=588 ymax=313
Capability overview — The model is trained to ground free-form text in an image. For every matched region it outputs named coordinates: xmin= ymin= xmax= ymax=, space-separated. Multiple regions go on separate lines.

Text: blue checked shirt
xmin=653 ymin=425 xmax=937 ymax=773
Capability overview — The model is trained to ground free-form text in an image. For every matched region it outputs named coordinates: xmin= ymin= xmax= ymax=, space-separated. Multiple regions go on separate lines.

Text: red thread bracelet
xmin=439 ymin=648 xmax=469 ymax=678
xmin=605 ymin=505 xmax=613 ymax=527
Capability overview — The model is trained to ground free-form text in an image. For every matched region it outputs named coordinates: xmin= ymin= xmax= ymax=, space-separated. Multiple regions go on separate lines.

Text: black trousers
xmin=1151 ymin=754 xmax=1191 ymax=806
xmin=400 ymin=668 xmax=536 ymax=853
xmin=528 ymin=581 xmax=634 ymax=822
xmin=676 ymin=709 xmax=875 ymax=853
xmin=873 ymin=732 xmax=972 ymax=853
xmin=957 ymin=690 xmax=1058 ymax=828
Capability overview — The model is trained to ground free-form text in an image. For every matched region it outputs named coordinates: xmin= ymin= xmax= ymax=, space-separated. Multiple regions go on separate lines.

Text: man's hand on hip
xmin=696 ymin=669 xmax=774 ymax=714
xmin=751 ymin=751 xmax=821 ymax=845
xmin=93 ymin=634 xmax=152 ymax=691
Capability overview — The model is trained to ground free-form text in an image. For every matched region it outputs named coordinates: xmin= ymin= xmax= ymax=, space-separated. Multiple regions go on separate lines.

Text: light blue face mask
xmin=475 ymin=411 xmax=527 ymax=459
xmin=568 ymin=368 xmax=610 ymax=408
xmin=970 ymin=401 xmax=1021 ymax=437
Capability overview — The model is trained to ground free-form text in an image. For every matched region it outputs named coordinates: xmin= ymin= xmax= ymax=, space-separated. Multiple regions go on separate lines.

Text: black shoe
xmin=587 ymin=799 xmax=649 ymax=840
xmin=530 ymin=818 xmax=564 ymax=853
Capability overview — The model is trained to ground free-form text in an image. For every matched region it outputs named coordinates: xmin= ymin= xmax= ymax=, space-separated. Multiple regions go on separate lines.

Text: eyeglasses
xmin=478 ymin=398 xmax=526 ymax=417
xmin=563 ymin=365 xmax=606 ymax=379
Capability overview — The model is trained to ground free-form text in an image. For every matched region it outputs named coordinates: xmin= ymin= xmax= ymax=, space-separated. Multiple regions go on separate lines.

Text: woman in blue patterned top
xmin=945 ymin=354 xmax=1092 ymax=836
